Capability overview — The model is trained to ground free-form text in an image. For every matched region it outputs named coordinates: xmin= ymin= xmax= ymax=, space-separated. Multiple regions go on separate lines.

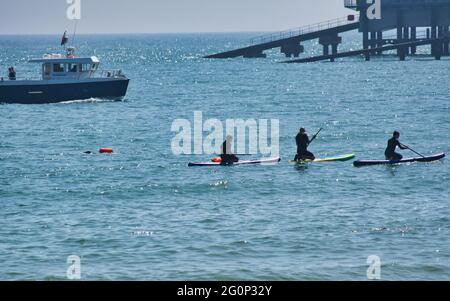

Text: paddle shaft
xmin=400 ymin=143 xmax=426 ymax=158
xmin=309 ymin=128 xmax=323 ymax=145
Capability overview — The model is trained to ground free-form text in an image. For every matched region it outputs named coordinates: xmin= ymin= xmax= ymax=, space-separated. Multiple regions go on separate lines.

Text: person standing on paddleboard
xmin=385 ymin=131 xmax=408 ymax=160
xmin=295 ymin=128 xmax=316 ymax=161
xmin=221 ymin=135 xmax=239 ymax=165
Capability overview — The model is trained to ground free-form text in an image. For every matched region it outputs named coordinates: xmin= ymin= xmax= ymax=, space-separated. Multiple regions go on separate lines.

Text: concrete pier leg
xmin=370 ymin=32 xmax=377 ymax=55
xmin=437 ymin=26 xmax=449 ymax=57
xmin=319 ymin=35 xmax=341 ymax=62
xmin=323 ymin=44 xmax=329 ymax=56
xmin=281 ymin=43 xmax=304 ymax=58
xmin=410 ymin=27 xmax=417 ymax=55
xmin=376 ymin=31 xmax=383 ymax=55
xmin=363 ymin=30 xmax=370 ymax=61
xmin=404 ymin=27 xmax=411 ymax=55
xmin=431 ymin=26 xmax=440 ymax=59
xmin=332 ymin=44 xmax=338 ymax=55
xmin=331 ymin=43 xmax=338 ymax=62
xmin=444 ymin=27 xmax=450 ymax=56
xmin=431 ymin=8 xmax=441 ymax=60
xmin=396 ymin=9 xmax=404 ymax=59
xmin=438 ymin=26 xmax=444 ymax=56
xmin=397 ymin=26 xmax=404 ymax=59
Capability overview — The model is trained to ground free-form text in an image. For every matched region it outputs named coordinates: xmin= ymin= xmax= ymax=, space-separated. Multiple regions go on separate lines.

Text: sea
xmin=0 ymin=33 xmax=449 ymax=280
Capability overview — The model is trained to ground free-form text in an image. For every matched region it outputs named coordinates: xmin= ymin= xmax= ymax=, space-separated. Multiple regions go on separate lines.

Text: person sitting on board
xmin=220 ymin=135 xmax=239 ymax=165
xmin=8 ymin=67 xmax=16 ymax=80
xmin=385 ymin=131 xmax=408 ymax=160
xmin=294 ymin=128 xmax=315 ymax=161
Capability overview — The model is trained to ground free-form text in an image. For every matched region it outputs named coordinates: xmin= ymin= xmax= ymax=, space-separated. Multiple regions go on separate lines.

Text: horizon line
xmin=0 ymin=31 xmax=278 ymax=36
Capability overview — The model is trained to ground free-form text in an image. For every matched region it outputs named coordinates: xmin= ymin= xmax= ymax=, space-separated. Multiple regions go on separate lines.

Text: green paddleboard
xmin=289 ymin=154 xmax=355 ymax=164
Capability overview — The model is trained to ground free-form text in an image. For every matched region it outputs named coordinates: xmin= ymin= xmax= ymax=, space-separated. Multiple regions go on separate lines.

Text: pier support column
xmin=404 ymin=27 xmax=411 ymax=55
xmin=360 ymin=2 xmax=370 ymax=61
xmin=397 ymin=26 xmax=406 ymax=61
xmin=370 ymin=32 xmax=377 ymax=55
xmin=330 ymin=43 xmax=339 ymax=62
xmin=438 ymin=26 xmax=445 ymax=57
xmin=363 ymin=30 xmax=370 ymax=60
xmin=376 ymin=31 xmax=383 ymax=55
xmin=431 ymin=26 xmax=441 ymax=60
xmin=331 ymin=43 xmax=338 ymax=56
xmin=396 ymin=9 xmax=407 ymax=60
xmin=437 ymin=26 xmax=450 ymax=57
xmin=431 ymin=9 xmax=441 ymax=60
xmin=319 ymin=35 xmax=342 ymax=62
xmin=396 ymin=27 xmax=407 ymax=60
xmin=444 ymin=26 xmax=450 ymax=56
xmin=281 ymin=43 xmax=304 ymax=58
xmin=410 ymin=27 xmax=417 ymax=55
xmin=322 ymin=44 xmax=330 ymax=56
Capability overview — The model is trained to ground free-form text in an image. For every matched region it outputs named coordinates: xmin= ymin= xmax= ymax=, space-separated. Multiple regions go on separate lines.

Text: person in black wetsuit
xmin=8 ymin=67 xmax=16 ymax=80
xmin=385 ymin=131 xmax=407 ymax=160
xmin=294 ymin=128 xmax=315 ymax=161
xmin=220 ymin=135 xmax=239 ymax=165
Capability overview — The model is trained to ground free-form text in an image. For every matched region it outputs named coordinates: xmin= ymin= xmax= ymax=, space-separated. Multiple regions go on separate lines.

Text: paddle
xmin=309 ymin=128 xmax=323 ymax=145
xmin=400 ymin=143 xmax=426 ymax=158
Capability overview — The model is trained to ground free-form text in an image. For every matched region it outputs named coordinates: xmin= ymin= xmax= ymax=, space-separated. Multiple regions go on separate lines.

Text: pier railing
xmin=344 ymin=0 xmax=358 ymax=9
xmin=249 ymin=15 xmax=360 ymax=46
xmin=382 ymin=30 xmax=431 ymax=41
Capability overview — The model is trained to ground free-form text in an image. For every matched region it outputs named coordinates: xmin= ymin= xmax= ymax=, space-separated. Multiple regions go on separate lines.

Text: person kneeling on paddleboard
xmin=294 ymin=128 xmax=316 ymax=161
xmin=385 ymin=131 xmax=408 ymax=160
xmin=221 ymin=135 xmax=239 ymax=165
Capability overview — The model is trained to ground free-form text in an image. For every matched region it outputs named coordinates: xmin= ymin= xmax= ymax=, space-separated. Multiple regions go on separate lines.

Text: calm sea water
xmin=0 ymin=33 xmax=449 ymax=280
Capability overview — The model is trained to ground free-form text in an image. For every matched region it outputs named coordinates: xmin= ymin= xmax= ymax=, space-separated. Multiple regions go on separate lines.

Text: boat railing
xmin=0 ymin=76 xmax=41 ymax=82
xmin=95 ymin=69 xmax=126 ymax=79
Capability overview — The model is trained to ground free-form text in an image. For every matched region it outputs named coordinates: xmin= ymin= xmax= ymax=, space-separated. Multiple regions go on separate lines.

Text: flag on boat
xmin=61 ymin=31 xmax=69 ymax=46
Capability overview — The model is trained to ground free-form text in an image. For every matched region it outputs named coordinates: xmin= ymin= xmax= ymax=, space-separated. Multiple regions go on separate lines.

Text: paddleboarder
xmin=294 ymin=128 xmax=316 ymax=161
xmin=220 ymin=135 xmax=239 ymax=165
xmin=385 ymin=131 xmax=408 ymax=160
xmin=8 ymin=67 xmax=16 ymax=80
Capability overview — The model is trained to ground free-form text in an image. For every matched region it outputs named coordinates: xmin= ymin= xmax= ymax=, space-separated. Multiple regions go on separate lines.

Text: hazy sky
xmin=0 ymin=0 xmax=352 ymax=34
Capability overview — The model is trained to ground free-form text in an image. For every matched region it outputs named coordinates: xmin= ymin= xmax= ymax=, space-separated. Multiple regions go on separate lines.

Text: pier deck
xmin=205 ymin=17 xmax=360 ymax=59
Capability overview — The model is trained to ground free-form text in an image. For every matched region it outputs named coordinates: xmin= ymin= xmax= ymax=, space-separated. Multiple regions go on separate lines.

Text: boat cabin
xmin=28 ymin=48 xmax=100 ymax=81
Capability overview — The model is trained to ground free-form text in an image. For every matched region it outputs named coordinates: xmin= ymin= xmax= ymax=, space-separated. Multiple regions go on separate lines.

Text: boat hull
xmin=0 ymin=78 xmax=129 ymax=104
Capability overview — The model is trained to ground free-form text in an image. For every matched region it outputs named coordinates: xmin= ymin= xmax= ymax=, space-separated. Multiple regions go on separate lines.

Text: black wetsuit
xmin=220 ymin=141 xmax=239 ymax=165
xmin=385 ymin=137 xmax=406 ymax=160
xmin=8 ymin=70 xmax=16 ymax=80
xmin=295 ymin=133 xmax=315 ymax=161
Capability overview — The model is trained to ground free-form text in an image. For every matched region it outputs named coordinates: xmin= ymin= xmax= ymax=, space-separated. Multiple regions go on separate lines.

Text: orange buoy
xmin=211 ymin=157 xmax=222 ymax=163
xmin=99 ymin=148 xmax=114 ymax=154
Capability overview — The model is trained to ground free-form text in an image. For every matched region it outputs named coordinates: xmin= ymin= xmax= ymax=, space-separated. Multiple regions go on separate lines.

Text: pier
xmin=283 ymin=37 xmax=446 ymax=63
xmin=205 ymin=16 xmax=359 ymax=59
xmin=205 ymin=0 xmax=450 ymax=62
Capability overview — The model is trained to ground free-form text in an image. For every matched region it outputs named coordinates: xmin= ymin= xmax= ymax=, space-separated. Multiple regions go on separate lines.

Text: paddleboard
xmin=289 ymin=154 xmax=355 ymax=164
xmin=353 ymin=153 xmax=445 ymax=167
xmin=188 ymin=157 xmax=281 ymax=167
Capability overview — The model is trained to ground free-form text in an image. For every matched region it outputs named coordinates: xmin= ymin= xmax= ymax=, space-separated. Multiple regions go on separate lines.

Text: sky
xmin=0 ymin=0 xmax=352 ymax=34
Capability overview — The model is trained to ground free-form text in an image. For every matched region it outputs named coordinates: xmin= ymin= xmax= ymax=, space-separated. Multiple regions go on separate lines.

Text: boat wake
xmin=58 ymin=97 xmax=126 ymax=105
